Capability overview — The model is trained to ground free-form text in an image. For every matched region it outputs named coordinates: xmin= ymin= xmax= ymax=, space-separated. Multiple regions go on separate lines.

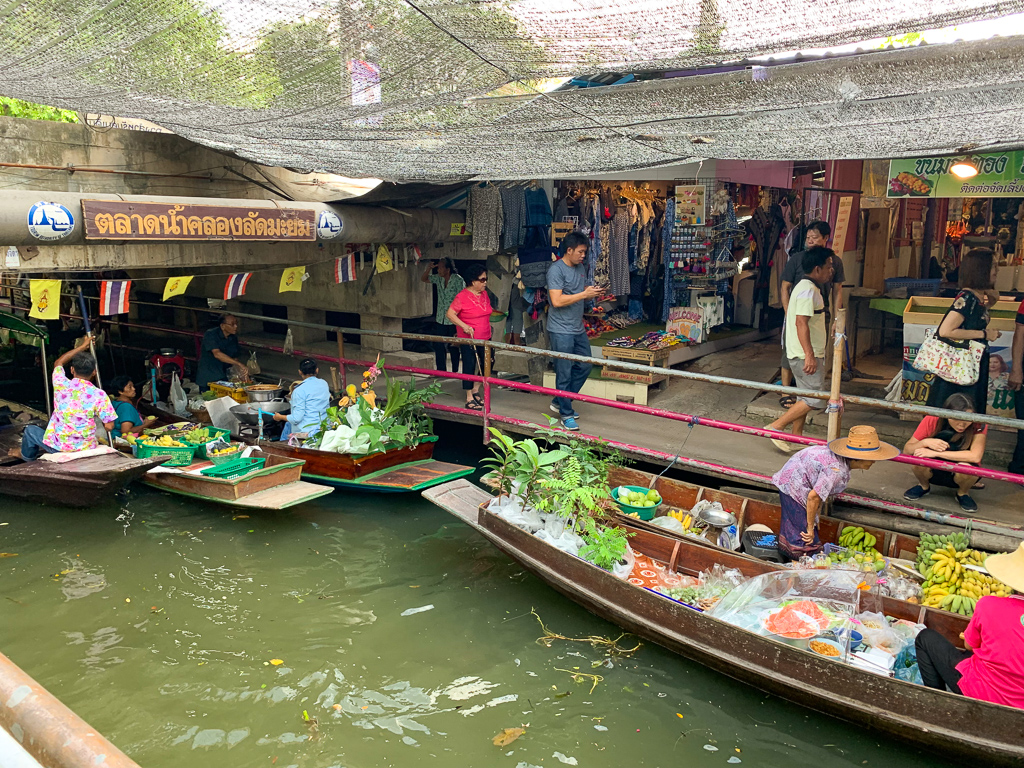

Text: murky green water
xmin=0 ymin=433 xmax=954 ymax=768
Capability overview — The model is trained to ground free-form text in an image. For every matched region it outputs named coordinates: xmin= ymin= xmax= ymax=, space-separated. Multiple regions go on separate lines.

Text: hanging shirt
xmin=524 ymin=188 xmax=552 ymax=227
xmin=468 ymin=186 xmax=503 ymax=252
xmin=286 ymin=376 xmax=331 ymax=435
xmin=44 ymin=368 xmax=119 ymax=452
xmin=956 ymin=595 xmax=1024 ymax=709
xmin=429 ymin=273 xmax=466 ymax=325
xmin=785 ymin=278 xmax=826 ymax=360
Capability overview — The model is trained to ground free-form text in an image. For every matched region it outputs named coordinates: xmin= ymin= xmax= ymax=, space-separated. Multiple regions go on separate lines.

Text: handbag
xmin=912 ymin=328 xmax=984 ymax=386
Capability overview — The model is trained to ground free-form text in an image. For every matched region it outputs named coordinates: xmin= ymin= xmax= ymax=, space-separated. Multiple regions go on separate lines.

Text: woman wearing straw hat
xmin=914 ymin=545 xmax=1024 ymax=709
xmin=771 ymin=426 xmax=899 ymax=561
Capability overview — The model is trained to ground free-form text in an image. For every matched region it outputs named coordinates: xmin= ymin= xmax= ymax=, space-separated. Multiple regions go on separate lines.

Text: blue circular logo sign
xmin=316 ymin=209 xmax=343 ymax=240
xmin=27 ymin=201 xmax=75 ymax=242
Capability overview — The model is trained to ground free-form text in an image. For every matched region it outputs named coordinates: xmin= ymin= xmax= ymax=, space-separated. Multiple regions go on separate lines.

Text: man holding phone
xmin=547 ymin=231 xmax=602 ymax=431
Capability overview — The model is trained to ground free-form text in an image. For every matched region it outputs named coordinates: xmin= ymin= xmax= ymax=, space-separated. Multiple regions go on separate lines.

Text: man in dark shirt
xmin=780 ymin=221 xmax=845 ymax=389
xmin=1008 ymin=298 xmax=1024 ymax=475
xmin=196 ymin=314 xmax=249 ymax=389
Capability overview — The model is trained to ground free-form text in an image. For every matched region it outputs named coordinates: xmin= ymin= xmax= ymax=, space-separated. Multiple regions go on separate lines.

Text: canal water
xmin=0 ymin=431 xmax=955 ymax=768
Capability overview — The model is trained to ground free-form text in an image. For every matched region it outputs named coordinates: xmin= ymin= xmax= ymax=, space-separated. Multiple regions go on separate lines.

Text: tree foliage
xmin=0 ymin=97 xmax=77 ymax=122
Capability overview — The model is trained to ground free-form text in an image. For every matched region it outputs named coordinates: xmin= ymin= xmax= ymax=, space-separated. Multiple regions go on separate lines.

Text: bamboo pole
xmin=827 ymin=308 xmax=847 ymax=442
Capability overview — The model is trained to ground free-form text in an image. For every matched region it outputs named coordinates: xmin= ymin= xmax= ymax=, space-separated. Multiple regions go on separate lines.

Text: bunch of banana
xmin=838 ymin=526 xmax=879 ymax=553
xmin=915 ymin=531 xmax=970 ymax=576
xmin=665 ymin=510 xmax=695 ymax=530
xmin=209 ymin=445 xmax=240 ymax=456
xmin=183 ymin=427 xmax=214 ymax=444
xmin=139 ymin=435 xmax=186 ymax=447
xmin=928 ymin=543 xmax=967 ymax=583
xmin=960 ymin=570 xmax=1013 ymax=600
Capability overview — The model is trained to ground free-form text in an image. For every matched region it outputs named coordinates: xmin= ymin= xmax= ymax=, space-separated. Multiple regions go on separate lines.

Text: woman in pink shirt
xmin=446 ymin=264 xmax=492 ymax=410
xmin=915 ymin=543 xmax=1024 ymax=710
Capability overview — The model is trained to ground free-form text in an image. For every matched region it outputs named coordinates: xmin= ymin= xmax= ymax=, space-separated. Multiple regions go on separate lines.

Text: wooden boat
xmin=139 ymin=453 xmax=333 ymax=510
xmin=424 ymin=479 xmax=1024 ymax=767
xmin=0 ymin=450 xmax=165 ymax=508
xmin=253 ymin=437 xmax=474 ymax=492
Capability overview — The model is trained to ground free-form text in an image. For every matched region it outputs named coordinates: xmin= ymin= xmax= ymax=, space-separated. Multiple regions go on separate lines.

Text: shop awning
xmin=3 ymin=2 xmax=1024 ymax=181
xmin=0 ymin=311 xmax=48 ymax=349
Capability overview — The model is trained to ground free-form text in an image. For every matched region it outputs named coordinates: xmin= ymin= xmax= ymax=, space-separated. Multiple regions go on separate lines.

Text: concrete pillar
xmin=287 ymin=307 xmax=326 ymax=346
xmin=233 ymin=302 xmax=263 ymax=336
xmin=361 ymin=314 xmax=402 ymax=353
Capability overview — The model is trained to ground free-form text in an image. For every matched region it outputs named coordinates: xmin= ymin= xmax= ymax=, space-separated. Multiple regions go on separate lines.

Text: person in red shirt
xmin=902 ymin=392 xmax=988 ymax=512
xmin=915 ymin=543 xmax=1024 ymax=710
xmin=1008 ymin=298 xmax=1024 ymax=475
xmin=446 ymin=264 xmax=492 ymax=410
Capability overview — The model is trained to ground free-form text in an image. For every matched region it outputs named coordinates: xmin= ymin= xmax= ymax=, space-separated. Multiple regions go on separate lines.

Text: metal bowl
xmin=245 ymin=385 xmax=283 ymax=403
xmin=230 ymin=400 xmax=289 ymax=425
xmin=698 ymin=506 xmax=737 ymax=528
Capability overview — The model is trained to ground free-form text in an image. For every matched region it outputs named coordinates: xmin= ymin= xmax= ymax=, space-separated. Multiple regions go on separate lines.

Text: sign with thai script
xmin=81 ymin=201 xmax=316 ymax=241
xmin=887 ymin=152 xmax=1024 ymax=198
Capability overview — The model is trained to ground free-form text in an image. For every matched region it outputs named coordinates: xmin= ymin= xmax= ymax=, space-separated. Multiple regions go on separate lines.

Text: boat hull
xmin=424 ymin=480 xmax=1024 ymax=768
xmin=0 ymin=453 xmax=164 ymax=508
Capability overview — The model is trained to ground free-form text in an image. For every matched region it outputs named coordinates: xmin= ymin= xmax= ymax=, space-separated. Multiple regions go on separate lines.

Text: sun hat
xmin=984 ymin=543 xmax=1024 ymax=595
xmin=828 ymin=425 xmax=899 ymax=461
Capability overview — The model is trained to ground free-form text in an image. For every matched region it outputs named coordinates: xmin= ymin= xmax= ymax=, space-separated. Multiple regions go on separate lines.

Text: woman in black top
xmin=926 ymin=248 xmax=1000 ymax=413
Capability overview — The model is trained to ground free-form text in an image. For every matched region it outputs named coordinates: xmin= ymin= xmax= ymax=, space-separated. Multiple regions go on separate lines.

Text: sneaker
xmin=956 ymin=494 xmax=978 ymax=513
xmin=550 ymin=404 xmax=580 ymax=419
xmin=561 ymin=416 xmax=580 ymax=431
xmin=903 ymin=485 xmax=931 ymax=501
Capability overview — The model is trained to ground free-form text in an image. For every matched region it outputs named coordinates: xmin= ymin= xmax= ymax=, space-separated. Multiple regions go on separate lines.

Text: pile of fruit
xmin=138 ymin=435 xmax=187 ymax=447
xmin=825 ymin=548 xmax=887 ymax=572
xmin=614 ymin=487 xmax=661 ymax=508
xmin=665 ymin=509 xmax=696 ymax=530
xmin=916 ymin=532 xmax=1012 ymax=616
xmin=838 ymin=526 xmax=881 ymax=555
xmin=209 ymin=445 xmax=240 ymax=457
xmin=183 ymin=427 xmax=218 ymax=444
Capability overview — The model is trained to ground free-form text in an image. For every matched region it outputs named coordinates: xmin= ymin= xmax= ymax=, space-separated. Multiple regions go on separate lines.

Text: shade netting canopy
xmin=2 ymin=1 xmax=1024 ymax=180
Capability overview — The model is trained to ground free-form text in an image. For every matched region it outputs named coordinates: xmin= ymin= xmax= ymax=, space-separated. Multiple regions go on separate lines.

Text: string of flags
xmin=22 ymin=241 xmax=425 ymax=317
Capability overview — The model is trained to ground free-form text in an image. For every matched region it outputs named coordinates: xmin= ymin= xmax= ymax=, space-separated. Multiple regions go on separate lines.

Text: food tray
xmin=135 ymin=441 xmax=197 ymax=467
xmin=199 ymin=456 xmax=266 ymax=480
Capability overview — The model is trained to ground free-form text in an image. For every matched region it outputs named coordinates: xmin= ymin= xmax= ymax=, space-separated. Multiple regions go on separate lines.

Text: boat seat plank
xmin=355 ymin=460 xmax=472 ymax=489
xmin=230 ymin=481 xmax=333 ymax=509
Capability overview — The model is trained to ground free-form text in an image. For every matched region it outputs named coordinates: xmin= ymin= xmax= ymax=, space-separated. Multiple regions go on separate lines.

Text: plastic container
xmin=741 ymin=528 xmax=783 ymax=562
xmin=613 ymin=485 xmax=662 ymax=520
xmin=807 ymin=636 xmax=844 ymax=659
xmin=135 ymin=441 xmax=197 ymax=467
xmin=884 ymin=277 xmax=941 ymax=297
xmin=200 ymin=456 xmax=266 ymax=480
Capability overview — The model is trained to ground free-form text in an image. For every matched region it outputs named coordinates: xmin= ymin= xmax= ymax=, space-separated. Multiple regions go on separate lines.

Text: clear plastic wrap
xmin=707 ymin=570 xmax=864 ymax=642
xmin=656 ymin=564 xmax=746 ymax=611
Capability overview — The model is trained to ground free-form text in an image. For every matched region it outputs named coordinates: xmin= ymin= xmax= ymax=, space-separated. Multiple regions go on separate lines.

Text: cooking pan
xmin=230 ymin=399 xmax=289 ymax=426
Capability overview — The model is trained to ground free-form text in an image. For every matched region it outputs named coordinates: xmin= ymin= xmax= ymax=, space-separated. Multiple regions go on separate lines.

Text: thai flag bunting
xmin=224 ymin=272 xmax=252 ymax=300
xmin=335 ymin=254 xmax=357 ymax=283
xmin=99 ymin=280 xmax=130 ymax=316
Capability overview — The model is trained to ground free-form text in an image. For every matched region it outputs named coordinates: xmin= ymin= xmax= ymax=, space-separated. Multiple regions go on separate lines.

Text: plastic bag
xmin=283 ymin=328 xmax=294 ymax=355
xmin=246 ymin=351 xmax=261 ymax=376
xmin=169 ymin=372 xmax=189 ymax=417
xmin=649 ymin=515 xmax=685 ymax=533
xmin=853 ymin=611 xmax=902 ymax=655
xmin=893 ymin=643 xmax=923 ymax=685
xmin=535 ymin=528 xmax=584 ymax=556
xmin=485 ymin=495 xmax=543 ymax=533
xmin=612 ymin=543 xmax=635 ymax=580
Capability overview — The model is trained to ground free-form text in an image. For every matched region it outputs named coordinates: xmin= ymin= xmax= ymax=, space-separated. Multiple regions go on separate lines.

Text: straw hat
xmin=985 ymin=543 xmax=1024 ymax=594
xmin=828 ymin=425 xmax=899 ymax=461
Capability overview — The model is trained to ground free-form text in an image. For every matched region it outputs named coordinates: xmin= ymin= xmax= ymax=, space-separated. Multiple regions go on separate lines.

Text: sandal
xmin=466 ymin=400 xmax=483 ymax=411
xmin=472 ymin=393 xmax=485 ymax=406
xmin=972 ymin=480 xmax=985 ymax=490
xmin=779 ymin=395 xmax=797 ymax=408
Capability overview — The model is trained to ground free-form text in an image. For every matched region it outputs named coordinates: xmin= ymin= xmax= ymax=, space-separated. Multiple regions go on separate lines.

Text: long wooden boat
xmin=424 ymin=479 xmax=1023 ymax=767
xmin=254 ymin=437 xmax=474 ymax=492
xmin=0 ymin=451 xmax=165 ymax=508
xmin=139 ymin=454 xmax=333 ymax=510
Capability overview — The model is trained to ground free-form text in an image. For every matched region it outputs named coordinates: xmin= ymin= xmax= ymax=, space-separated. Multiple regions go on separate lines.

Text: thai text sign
xmin=82 ymin=201 xmax=316 ymax=241
xmin=887 ymin=152 xmax=1024 ymax=198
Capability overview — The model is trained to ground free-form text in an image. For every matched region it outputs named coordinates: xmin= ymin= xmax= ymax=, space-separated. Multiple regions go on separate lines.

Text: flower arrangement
xmin=307 ymin=357 xmax=442 ymax=455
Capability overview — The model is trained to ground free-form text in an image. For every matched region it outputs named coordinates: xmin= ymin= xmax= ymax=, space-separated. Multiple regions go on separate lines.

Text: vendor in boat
xmin=771 ymin=425 xmax=898 ymax=560
xmin=915 ymin=543 xmax=1024 ymax=709
xmin=902 ymin=393 xmax=988 ymax=513
xmin=105 ymin=375 xmax=156 ymax=437
xmin=272 ymin=357 xmax=330 ymax=441
xmin=15 ymin=334 xmax=118 ymax=461
xmin=196 ymin=314 xmax=250 ymax=390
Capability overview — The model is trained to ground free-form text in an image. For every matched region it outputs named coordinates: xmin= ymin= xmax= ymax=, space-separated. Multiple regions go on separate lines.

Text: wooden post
xmin=482 ymin=340 xmax=491 ymax=444
xmin=827 ymin=308 xmax=847 ymax=442
xmin=336 ymin=330 xmax=347 ymax=391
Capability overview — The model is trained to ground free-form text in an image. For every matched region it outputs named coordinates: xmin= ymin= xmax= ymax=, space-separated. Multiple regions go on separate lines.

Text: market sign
xmin=81 ymin=200 xmax=316 ymax=241
xmin=887 ymin=152 xmax=1024 ymax=198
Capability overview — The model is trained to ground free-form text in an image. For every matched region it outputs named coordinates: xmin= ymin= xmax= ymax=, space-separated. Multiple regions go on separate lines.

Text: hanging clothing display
xmin=468 ymin=185 xmax=503 ymax=252
xmin=524 ymin=187 xmax=552 ymax=228
xmin=609 ymin=207 xmax=630 ymax=296
xmin=500 ymin=185 xmax=527 ymax=251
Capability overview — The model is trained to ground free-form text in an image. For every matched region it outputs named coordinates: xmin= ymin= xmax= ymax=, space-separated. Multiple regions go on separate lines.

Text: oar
xmin=78 ymin=287 xmax=113 ymax=447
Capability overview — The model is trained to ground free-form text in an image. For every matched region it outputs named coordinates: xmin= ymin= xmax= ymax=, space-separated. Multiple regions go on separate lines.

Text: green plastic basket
xmin=200 ymin=456 xmax=266 ymax=480
xmin=206 ymin=445 xmax=244 ymax=465
xmin=135 ymin=441 xmax=197 ymax=467
xmin=613 ymin=485 xmax=662 ymax=521
xmin=182 ymin=426 xmax=231 ymax=454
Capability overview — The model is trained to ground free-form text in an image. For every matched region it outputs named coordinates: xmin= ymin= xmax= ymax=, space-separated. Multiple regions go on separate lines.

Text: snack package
xmin=853 ymin=611 xmax=902 ymax=655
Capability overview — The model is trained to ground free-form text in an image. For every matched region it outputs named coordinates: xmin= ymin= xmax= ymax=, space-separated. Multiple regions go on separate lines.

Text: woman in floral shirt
xmin=18 ymin=334 xmax=118 ymax=461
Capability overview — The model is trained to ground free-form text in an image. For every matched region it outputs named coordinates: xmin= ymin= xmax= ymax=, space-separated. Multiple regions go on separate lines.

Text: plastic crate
xmin=135 ymin=441 xmax=197 ymax=467
xmin=884 ymin=278 xmax=941 ymax=297
xmin=200 ymin=456 xmax=266 ymax=480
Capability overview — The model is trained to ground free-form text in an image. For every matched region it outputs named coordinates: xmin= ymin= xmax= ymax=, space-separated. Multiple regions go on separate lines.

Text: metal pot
xmin=230 ymin=400 xmax=289 ymax=426
xmin=245 ymin=385 xmax=283 ymax=403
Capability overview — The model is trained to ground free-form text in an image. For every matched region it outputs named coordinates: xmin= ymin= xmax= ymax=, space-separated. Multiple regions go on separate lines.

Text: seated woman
xmin=105 ymin=375 xmax=152 ymax=437
xmin=903 ymin=393 xmax=988 ymax=513
xmin=272 ymin=358 xmax=330 ymax=442
xmin=18 ymin=335 xmax=118 ymax=460
xmin=915 ymin=543 xmax=1024 ymax=710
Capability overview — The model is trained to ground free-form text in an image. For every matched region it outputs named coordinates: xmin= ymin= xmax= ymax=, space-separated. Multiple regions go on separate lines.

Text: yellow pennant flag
xmin=163 ymin=275 xmax=194 ymax=301
xmin=375 ymin=244 xmax=394 ymax=274
xmin=279 ymin=266 xmax=305 ymax=293
xmin=29 ymin=279 xmax=62 ymax=320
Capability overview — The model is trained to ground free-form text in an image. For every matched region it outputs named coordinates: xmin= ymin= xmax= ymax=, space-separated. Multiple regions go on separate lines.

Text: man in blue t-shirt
xmin=546 ymin=231 xmax=602 ymax=431
xmin=196 ymin=314 xmax=249 ymax=389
